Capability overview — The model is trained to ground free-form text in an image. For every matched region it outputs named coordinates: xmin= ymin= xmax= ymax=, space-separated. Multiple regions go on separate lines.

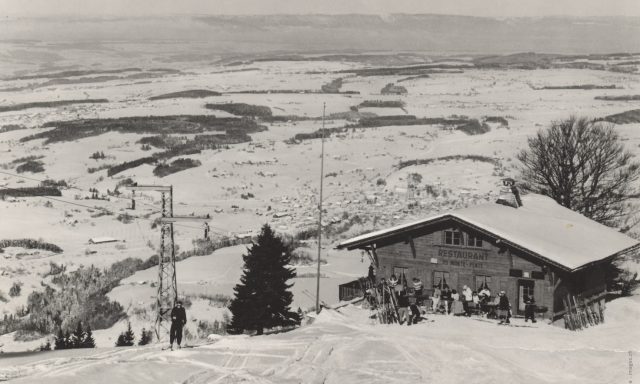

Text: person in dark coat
xmin=497 ymin=291 xmax=510 ymax=324
xmin=524 ymin=294 xmax=537 ymax=323
xmin=396 ymin=290 xmax=410 ymax=325
xmin=408 ymin=290 xmax=422 ymax=324
xmin=412 ymin=277 xmax=424 ymax=305
xmin=367 ymin=264 xmax=376 ymax=283
xmin=170 ymin=301 xmax=187 ymax=350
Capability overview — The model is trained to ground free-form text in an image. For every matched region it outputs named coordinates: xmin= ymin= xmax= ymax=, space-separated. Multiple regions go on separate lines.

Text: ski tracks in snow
xmin=1 ymin=346 xmax=139 ymax=381
xmin=5 ymin=311 xmax=633 ymax=384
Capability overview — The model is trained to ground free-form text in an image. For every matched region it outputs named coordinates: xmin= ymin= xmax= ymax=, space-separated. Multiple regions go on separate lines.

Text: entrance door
xmin=433 ymin=271 xmax=450 ymax=288
xmin=517 ymin=280 xmax=535 ymax=314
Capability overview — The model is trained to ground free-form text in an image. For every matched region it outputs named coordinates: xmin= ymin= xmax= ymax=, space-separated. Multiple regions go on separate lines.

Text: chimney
xmin=496 ymin=178 xmax=522 ymax=208
xmin=511 ymin=184 xmax=522 ymax=207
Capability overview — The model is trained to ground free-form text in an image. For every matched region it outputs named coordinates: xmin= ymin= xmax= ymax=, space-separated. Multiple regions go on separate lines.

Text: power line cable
xmin=0 ymin=170 xmax=236 ymax=244
xmin=0 ymin=185 xmax=231 ymax=248
xmin=1 ymin=182 xmax=229 ymax=235
xmin=0 ymin=169 xmax=159 ymax=210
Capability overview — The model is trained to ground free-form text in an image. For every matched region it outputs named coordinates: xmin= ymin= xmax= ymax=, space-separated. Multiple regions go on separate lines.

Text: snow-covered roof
xmin=337 ymin=194 xmax=639 ymax=271
xmin=88 ymin=237 xmax=118 ymax=244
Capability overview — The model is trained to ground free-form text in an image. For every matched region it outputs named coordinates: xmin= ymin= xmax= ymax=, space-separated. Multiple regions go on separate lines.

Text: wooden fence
xmin=338 ymin=277 xmax=373 ymax=301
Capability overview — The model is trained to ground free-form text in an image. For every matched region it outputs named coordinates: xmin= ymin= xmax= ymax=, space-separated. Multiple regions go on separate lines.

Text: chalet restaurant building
xmin=337 ymin=193 xmax=639 ymax=321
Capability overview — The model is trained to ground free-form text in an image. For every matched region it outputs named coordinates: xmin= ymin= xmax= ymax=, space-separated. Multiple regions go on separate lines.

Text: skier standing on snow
xmin=497 ymin=291 xmax=511 ymax=324
xmin=524 ymin=294 xmax=537 ymax=323
xmin=170 ymin=301 xmax=187 ymax=350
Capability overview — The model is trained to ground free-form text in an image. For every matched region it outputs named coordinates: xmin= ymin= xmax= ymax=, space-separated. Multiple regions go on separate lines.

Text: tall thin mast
xmin=315 ymin=103 xmax=326 ymax=314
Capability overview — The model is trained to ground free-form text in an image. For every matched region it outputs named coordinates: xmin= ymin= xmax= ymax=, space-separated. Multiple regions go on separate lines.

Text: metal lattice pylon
xmin=126 ymin=185 xmax=210 ymax=341
xmin=126 ymin=184 xmax=211 ymax=342
xmin=126 ymin=185 xmax=176 ymax=341
xmin=156 ymin=189 xmax=177 ymax=341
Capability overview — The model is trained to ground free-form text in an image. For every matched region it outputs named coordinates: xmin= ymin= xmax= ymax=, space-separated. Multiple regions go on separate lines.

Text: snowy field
xmin=1 ymin=294 xmax=639 ymax=384
xmin=1 ymin=45 xmax=640 ymax=383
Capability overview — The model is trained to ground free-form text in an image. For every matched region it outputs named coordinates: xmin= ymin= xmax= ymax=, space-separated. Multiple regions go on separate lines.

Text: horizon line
xmin=4 ymin=13 xmax=640 ymax=19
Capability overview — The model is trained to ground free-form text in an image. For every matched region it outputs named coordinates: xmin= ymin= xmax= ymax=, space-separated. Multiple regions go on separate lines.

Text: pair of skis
xmin=472 ymin=317 xmax=537 ymax=328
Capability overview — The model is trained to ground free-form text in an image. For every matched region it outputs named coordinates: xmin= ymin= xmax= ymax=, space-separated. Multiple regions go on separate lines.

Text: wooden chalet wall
xmin=551 ymin=265 xmax=607 ymax=320
xmin=374 ymin=220 xmax=555 ymax=316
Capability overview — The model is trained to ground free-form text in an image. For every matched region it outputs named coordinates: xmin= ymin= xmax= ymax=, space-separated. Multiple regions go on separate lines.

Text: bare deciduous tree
xmin=518 ymin=116 xmax=640 ymax=226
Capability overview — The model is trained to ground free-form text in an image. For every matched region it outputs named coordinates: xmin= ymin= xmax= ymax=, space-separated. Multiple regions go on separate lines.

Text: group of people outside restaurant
xmin=366 ymin=269 xmax=537 ymax=325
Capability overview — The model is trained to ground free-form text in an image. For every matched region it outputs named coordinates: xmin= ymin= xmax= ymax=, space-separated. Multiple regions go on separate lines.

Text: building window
xmin=475 ymin=275 xmax=492 ymax=291
xmin=393 ymin=267 xmax=409 ymax=285
xmin=433 ymin=271 xmax=450 ymax=288
xmin=509 ymin=269 xmax=523 ymax=277
xmin=531 ymin=271 xmax=545 ymax=280
xmin=444 ymin=230 xmax=462 ymax=246
xmin=467 ymin=234 xmax=483 ymax=248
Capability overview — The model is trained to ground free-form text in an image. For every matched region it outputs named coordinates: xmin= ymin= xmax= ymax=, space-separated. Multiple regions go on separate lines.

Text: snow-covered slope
xmin=2 ymin=295 xmax=638 ymax=384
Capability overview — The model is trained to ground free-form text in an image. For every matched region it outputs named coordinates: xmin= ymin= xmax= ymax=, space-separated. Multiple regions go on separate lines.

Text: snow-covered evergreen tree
xmin=63 ymin=330 xmax=71 ymax=349
xmin=138 ymin=328 xmax=153 ymax=345
xmin=71 ymin=322 xmax=84 ymax=348
xmin=39 ymin=340 xmax=52 ymax=351
xmin=115 ymin=322 xmax=135 ymax=346
xmin=54 ymin=329 xmax=66 ymax=350
xmin=82 ymin=325 xmax=96 ymax=348
xmin=229 ymin=224 xmax=299 ymax=335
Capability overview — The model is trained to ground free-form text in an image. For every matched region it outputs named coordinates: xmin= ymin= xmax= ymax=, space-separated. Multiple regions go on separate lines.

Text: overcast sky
xmin=1 ymin=0 xmax=639 ymax=18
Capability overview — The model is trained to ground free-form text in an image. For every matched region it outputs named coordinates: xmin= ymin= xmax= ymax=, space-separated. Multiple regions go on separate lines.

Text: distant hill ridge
xmin=2 ymin=14 xmax=640 ymax=54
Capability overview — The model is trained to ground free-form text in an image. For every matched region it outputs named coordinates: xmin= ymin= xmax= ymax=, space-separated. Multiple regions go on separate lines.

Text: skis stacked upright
xmin=597 ymin=300 xmax=605 ymax=323
xmin=365 ymin=280 xmax=386 ymax=323
xmin=577 ymin=295 xmax=604 ymax=326
xmin=370 ymin=282 xmax=399 ymax=324
xmin=563 ymin=294 xmax=605 ymax=331
xmin=563 ymin=296 xmax=580 ymax=330
xmin=385 ymin=284 xmax=400 ymax=324
xmin=374 ymin=285 xmax=387 ymax=323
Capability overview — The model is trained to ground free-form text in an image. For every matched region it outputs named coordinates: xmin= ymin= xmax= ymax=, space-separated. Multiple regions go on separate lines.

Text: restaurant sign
xmin=437 ymin=247 xmax=488 ymax=268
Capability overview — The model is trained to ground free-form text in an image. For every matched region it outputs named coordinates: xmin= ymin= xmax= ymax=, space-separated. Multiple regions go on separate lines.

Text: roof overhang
xmin=572 ymin=242 xmax=640 ymax=272
xmin=337 ymin=214 xmax=451 ymax=251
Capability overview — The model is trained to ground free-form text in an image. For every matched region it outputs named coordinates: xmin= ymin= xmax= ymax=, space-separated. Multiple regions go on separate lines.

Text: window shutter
xmin=531 ymin=271 xmax=545 ymax=280
xmin=509 ymin=269 xmax=523 ymax=277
